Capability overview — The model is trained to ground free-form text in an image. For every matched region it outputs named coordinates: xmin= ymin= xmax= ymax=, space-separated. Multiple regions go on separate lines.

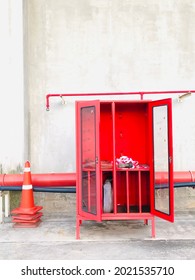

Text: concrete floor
xmin=0 ymin=211 xmax=195 ymax=260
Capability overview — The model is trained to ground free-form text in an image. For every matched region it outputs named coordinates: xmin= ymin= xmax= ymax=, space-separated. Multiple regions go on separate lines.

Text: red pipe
xmin=0 ymin=173 xmax=76 ymax=187
xmin=0 ymin=171 xmax=195 ymax=187
xmin=155 ymin=171 xmax=195 ymax=184
xmin=46 ymin=90 xmax=195 ymax=110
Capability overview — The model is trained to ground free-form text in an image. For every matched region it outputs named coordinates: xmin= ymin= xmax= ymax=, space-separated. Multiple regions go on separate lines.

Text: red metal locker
xmin=76 ymin=99 xmax=174 ymax=239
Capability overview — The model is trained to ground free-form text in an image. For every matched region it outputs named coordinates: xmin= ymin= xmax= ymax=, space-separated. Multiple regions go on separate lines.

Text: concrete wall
xmin=0 ymin=0 xmax=24 ymax=174
xmin=24 ymin=0 xmax=195 ymax=173
xmin=2 ymin=0 xmax=195 ymax=212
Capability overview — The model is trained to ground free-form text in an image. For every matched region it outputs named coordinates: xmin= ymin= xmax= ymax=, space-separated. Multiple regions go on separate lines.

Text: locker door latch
xmin=95 ymin=156 xmax=98 ymax=164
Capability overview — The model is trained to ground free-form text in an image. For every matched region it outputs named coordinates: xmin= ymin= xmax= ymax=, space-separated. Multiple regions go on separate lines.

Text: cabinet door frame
xmin=76 ymin=100 xmax=101 ymax=221
xmin=149 ymin=98 xmax=174 ymax=222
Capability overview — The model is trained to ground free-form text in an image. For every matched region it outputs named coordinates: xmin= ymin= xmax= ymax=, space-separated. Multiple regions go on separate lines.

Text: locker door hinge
xmin=95 ymin=156 xmax=98 ymax=164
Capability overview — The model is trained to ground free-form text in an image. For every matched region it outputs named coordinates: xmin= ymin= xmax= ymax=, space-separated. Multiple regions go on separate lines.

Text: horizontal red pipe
xmin=46 ymin=90 xmax=195 ymax=110
xmin=0 ymin=171 xmax=195 ymax=187
xmin=0 ymin=173 xmax=76 ymax=187
xmin=155 ymin=171 xmax=195 ymax=184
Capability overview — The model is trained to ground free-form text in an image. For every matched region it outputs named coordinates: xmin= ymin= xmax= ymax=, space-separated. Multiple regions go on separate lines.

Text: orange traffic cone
xmin=12 ymin=212 xmax=43 ymax=222
xmin=11 ymin=161 xmax=43 ymax=215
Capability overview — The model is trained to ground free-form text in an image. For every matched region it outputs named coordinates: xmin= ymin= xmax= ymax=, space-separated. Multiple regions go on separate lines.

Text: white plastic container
xmin=103 ymin=179 xmax=113 ymax=213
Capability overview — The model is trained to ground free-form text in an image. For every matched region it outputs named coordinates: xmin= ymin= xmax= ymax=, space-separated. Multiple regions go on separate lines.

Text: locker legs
xmin=76 ymin=218 xmax=81 ymax=240
xmin=144 ymin=219 xmax=148 ymax=225
xmin=151 ymin=217 xmax=155 ymax=238
xmin=144 ymin=217 xmax=156 ymax=238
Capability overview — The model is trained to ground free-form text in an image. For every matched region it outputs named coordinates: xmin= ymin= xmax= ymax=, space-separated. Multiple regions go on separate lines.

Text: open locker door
xmin=149 ymin=98 xmax=174 ymax=222
xmin=76 ymin=100 xmax=101 ymax=222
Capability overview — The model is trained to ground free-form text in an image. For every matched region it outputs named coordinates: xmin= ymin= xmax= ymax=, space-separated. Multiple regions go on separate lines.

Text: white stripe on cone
xmin=24 ymin=167 xmax=31 ymax=172
xmin=22 ymin=184 xmax=32 ymax=190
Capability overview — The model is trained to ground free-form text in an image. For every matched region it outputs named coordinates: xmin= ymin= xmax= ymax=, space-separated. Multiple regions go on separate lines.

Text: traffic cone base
xmin=11 ymin=205 xmax=43 ymax=215
xmin=13 ymin=220 xmax=42 ymax=228
xmin=12 ymin=212 xmax=43 ymax=221
xmin=12 ymin=217 xmax=41 ymax=224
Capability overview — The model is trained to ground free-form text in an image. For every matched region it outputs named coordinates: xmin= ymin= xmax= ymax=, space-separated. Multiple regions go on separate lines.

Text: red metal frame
xmin=112 ymin=102 xmax=117 ymax=215
xmin=76 ymin=100 xmax=101 ymax=239
xmin=149 ymin=98 xmax=174 ymax=222
xmin=76 ymin=99 xmax=173 ymax=239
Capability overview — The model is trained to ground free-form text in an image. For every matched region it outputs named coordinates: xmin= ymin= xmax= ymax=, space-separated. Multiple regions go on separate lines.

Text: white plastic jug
xmin=103 ymin=179 xmax=113 ymax=213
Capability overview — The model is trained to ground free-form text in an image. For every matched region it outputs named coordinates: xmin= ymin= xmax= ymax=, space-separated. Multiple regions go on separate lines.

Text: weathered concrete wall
xmin=22 ymin=0 xmax=195 ymax=212
xmin=24 ymin=0 xmax=195 ymax=172
xmin=0 ymin=0 xmax=24 ymax=174
xmin=2 ymin=0 xmax=195 ymax=212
